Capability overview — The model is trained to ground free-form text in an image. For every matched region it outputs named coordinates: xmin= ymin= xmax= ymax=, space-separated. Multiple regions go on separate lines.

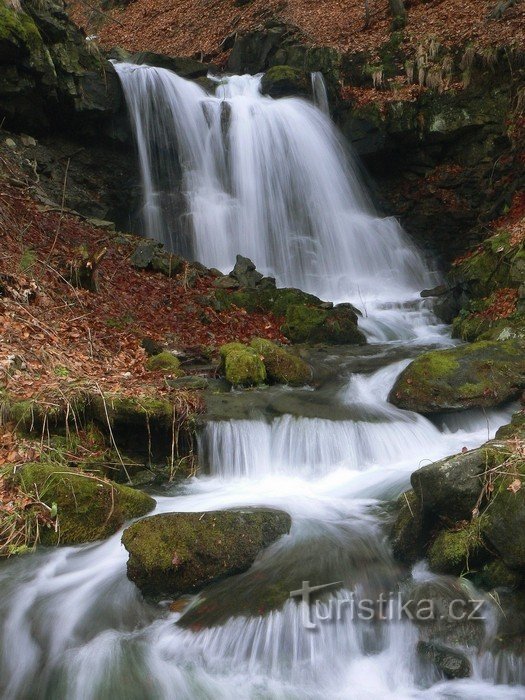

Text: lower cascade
xmin=0 ymin=62 xmax=522 ymax=700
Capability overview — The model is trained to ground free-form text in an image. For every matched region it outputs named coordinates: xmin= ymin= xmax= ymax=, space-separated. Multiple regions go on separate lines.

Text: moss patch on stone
xmin=122 ymin=508 xmax=291 ymax=597
xmin=249 ymin=338 xmax=311 ymax=385
xmin=389 ymin=339 xmax=525 ymax=413
xmin=428 ymin=521 xmax=487 ymax=576
xmin=145 ymin=351 xmax=182 ymax=374
xmin=219 ymin=343 xmax=267 ymax=386
xmin=282 ymin=304 xmax=366 ymax=345
xmin=11 ymin=461 xmax=154 ymax=546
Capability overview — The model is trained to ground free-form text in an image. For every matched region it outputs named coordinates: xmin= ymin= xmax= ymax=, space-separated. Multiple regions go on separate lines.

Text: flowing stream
xmin=0 ymin=67 xmax=522 ymax=699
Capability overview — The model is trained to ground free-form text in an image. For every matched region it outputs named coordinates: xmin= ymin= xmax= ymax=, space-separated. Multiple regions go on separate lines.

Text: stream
xmin=0 ymin=68 xmax=523 ymax=699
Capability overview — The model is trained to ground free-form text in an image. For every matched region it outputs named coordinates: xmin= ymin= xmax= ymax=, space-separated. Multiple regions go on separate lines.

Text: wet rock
xmin=282 ymin=303 xmax=366 ymax=345
xmin=219 ymin=342 xmax=267 ymax=387
xmin=495 ymin=410 xmax=525 ymax=440
xmin=410 ymin=444 xmax=500 ymax=522
xmin=390 ymin=489 xmax=425 ymax=565
xmin=130 ymin=241 xmax=184 ymax=277
xmin=121 ymin=508 xmax=292 ymax=597
xmin=388 ymin=340 xmax=525 ymax=413
xmin=12 ymin=461 xmax=154 ymax=546
xmin=130 ymin=51 xmax=209 ymax=79
xmin=417 ymin=641 xmax=471 ymax=679
xmin=427 ymin=522 xmax=488 ymax=576
xmin=406 ymin=578 xmax=486 ymax=649
xmin=481 ymin=464 xmax=525 ymax=571
xmin=260 ymin=65 xmax=310 ymax=98
xmin=249 ymin=338 xmax=312 ymax=385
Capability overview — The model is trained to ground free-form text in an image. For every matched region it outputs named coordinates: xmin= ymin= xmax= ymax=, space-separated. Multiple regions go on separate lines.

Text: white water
xmin=114 ymin=63 xmax=444 ymax=341
xmin=0 ymin=66 xmax=521 ymax=699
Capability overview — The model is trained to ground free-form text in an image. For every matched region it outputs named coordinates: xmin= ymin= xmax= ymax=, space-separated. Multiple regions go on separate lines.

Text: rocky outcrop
xmin=121 ymin=508 xmax=292 ymax=597
xmin=260 ymin=65 xmax=310 ymax=98
xmin=391 ymin=426 xmax=525 ymax=590
xmin=0 ymin=0 xmax=123 ymax=136
xmin=389 ymin=340 xmax=525 ymax=413
xmin=11 ymin=461 xmax=154 ymax=545
xmin=214 ymin=257 xmax=367 ymax=345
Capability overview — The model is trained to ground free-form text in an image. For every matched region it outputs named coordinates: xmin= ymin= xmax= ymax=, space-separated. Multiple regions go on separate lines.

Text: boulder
xmin=410 ymin=444 xmax=500 ymax=522
xmin=219 ymin=342 xmax=267 ymax=387
xmin=121 ymin=508 xmax=292 ymax=597
xmin=389 ymin=340 xmax=525 ymax=413
xmin=130 ymin=51 xmax=209 ymax=79
xmin=145 ymin=351 xmax=182 ymax=374
xmin=229 ymin=254 xmax=264 ymax=288
xmin=427 ymin=522 xmax=488 ymax=576
xmin=12 ymin=461 xmax=154 ymax=545
xmin=249 ymin=338 xmax=311 ymax=385
xmin=282 ymin=303 xmax=366 ymax=345
xmin=260 ymin=65 xmax=310 ymax=98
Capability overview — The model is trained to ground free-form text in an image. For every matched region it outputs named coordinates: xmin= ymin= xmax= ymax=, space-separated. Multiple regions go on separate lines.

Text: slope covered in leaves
xmin=68 ymin=0 xmax=525 ymax=63
xmin=0 ymin=150 xmax=285 ymax=405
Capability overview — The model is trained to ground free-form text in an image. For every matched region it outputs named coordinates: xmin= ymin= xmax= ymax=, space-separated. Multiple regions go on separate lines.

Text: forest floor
xmin=69 ymin=0 xmax=525 ymax=66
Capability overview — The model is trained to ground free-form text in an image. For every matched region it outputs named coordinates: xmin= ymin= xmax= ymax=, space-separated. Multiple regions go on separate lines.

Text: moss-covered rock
xmin=0 ymin=1 xmax=43 ymax=61
xmin=121 ymin=508 xmax=291 ymax=597
xmin=389 ymin=340 xmax=525 ymax=413
xmin=410 ymin=444 xmax=504 ymax=522
xmin=249 ymin=338 xmax=311 ymax=385
xmin=219 ymin=343 xmax=267 ymax=386
xmin=390 ymin=489 xmax=425 ymax=565
xmin=260 ymin=65 xmax=310 ymax=98
xmin=11 ymin=461 xmax=154 ymax=545
xmin=428 ymin=522 xmax=487 ymax=576
xmin=481 ymin=460 xmax=525 ymax=571
xmin=145 ymin=351 xmax=182 ymax=374
xmin=282 ymin=304 xmax=366 ymax=345
xmin=496 ymin=411 xmax=525 ymax=440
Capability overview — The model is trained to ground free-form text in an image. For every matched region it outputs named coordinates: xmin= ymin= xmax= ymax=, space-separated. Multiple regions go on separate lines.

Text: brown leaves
xmin=507 ymin=477 xmax=522 ymax=494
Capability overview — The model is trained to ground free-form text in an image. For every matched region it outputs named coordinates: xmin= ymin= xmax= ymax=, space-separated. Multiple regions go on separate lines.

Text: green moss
xmin=145 ymin=351 xmax=182 ymax=374
xmin=11 ymin=461 xmax=154 ymax=546
xmin=222 ymin=346 xmax=267 ymax=387
xmin=122 ymin=509 xmax=291 ymax=597
xmin=389 ymin=339 xmax=525 ymax=413
xmin=496 ymin=411 xmax=525 ymax=440
xmin=249 ymin=338 xmax=311 ymax=385
xmin=260 ymin=65 xmax=310 ymax=96
xmin=478 ymin=559 xmax=523 ymax=590
xmin=428 ymin=520 xmax=486 ymax=576
xmin=282 ymin=304 xmax=328 ymax=343
xmin=0 ymin=1 xmax=43 ymax=53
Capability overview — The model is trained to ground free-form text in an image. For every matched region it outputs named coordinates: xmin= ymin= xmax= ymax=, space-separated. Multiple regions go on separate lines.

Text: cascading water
xmin=0 ymin=63 xmax=522 ymax=700
xmin=114 ymin=63 xmax=443 ymax=341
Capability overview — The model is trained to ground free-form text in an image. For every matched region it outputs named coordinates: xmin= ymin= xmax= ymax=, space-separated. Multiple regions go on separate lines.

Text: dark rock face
xmin=121 ymin=508 xmax=292 ymax=597
xmin=388 ymin=340 xmax=525 ymax=413
xmin=260 ymin=65 xmax=310 ymax=98
xmin=0 ymin=0 xmax=124 ymax=137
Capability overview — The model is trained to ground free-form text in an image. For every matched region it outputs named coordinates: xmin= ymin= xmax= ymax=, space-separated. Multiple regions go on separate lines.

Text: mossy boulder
xmin=145 ymin=351 xmax=182 ymax=374
xmin=121 ymin=508 xmax=291 ymax=597
xmin=0 ymin=1 xmax=43 ymax=61
xmin=389 ymin=340 xmax=525 ymax=413
xmin=12 ymin=461 xmax=154 ymax=546
xmin=249 ymin=338 xmax=311 ymax=385
xmin=260 ymin=65 xmax=310 ymax=98
xmin=427 ymin=522 xmax=487 ymax=576
xmin=481 ymin=461 xmax=525 ymax=571
xmin=219 ymin=343 xmax=267 ymax=386
xmin=282 ymin=304 xmax=366 ymax=345
xmin=410 ymin=444 xmax=503 ymax=522
xmin=496 ymin=411 xmax=525 ymax=440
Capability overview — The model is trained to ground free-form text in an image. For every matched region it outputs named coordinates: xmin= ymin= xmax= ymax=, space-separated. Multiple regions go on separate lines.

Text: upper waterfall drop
xmin=114 ymin=63 xmax=441 ymax=337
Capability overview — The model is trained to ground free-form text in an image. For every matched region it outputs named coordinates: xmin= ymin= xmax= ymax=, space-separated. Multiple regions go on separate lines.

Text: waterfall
xmin=114 ymin=63 xmax=442 ymax=340
xmin=311 ymin=71 xmax=330 ymax=115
